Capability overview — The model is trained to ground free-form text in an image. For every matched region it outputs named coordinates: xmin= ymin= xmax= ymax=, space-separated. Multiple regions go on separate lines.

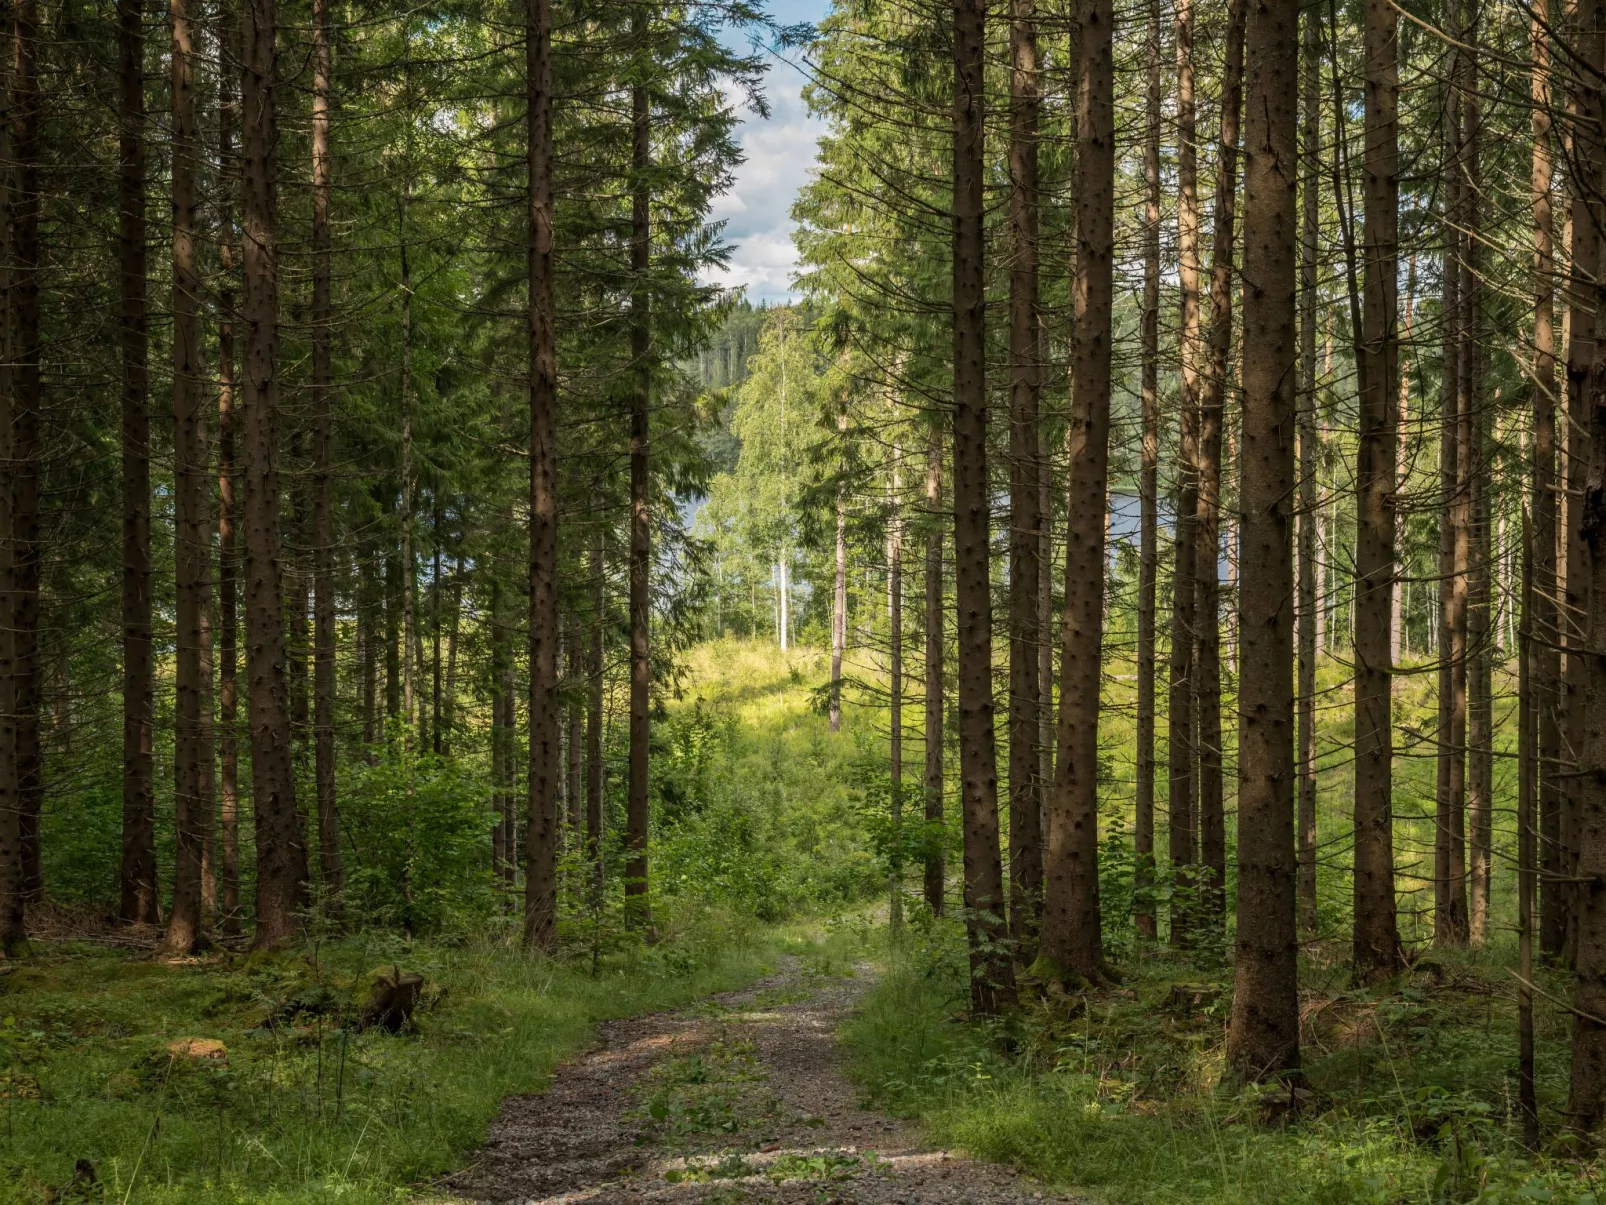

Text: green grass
xmin=844 ymin=921 xmax=1606 ymax=1205
xmin=0 ymin=910 xmax=800 ymax=1204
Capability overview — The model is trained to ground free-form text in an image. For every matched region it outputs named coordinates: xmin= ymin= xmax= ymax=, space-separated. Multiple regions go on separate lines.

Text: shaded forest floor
xmin=0 ymin=915 xmax=788 ymax=1204
xmin=847 ymin=922 xmax=1604 ymax=1205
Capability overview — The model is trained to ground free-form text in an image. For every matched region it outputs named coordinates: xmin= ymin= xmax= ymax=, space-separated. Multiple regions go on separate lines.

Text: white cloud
xmin=706 ymin=59 xmax=824 ymax=305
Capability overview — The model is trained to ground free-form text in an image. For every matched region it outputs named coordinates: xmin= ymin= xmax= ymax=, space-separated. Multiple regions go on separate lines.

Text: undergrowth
xmin=0 ymin=907 xmax=800 ymax=1204
xmin=846 ymin=916 xmax=1606 ymax=1205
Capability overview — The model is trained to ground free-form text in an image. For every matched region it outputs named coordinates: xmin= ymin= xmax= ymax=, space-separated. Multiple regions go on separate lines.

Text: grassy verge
xmin=0 ymin=908 xmax=800 ymax=1204
xmin=844 ymin=920 xmax=1606 ymax=1205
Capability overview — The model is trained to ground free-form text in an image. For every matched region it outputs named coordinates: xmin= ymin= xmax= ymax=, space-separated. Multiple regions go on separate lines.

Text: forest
xmin=0 ymin=0 xmax=1603 ymax=1199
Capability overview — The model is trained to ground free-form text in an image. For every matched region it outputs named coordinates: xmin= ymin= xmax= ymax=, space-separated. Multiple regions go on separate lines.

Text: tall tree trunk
xmin=1169 ymin=0 xmax=1202 ymax=944
xmin=1352 ymin=0 xmax=1402 ymax=980
xmin=523 ymin=0 xmax=560 ymax=952
xmin=432 ymin=508 xmax=443 ymax=756
xmin=1227 ymin=0 xmax=1300 ymax=1080
xmin=400 ymin=207 xmax=416 ymax=753
xmin=586 ymin=528 xmax=605 ymax=904
xmin=1043 ymin=0 xmax=1113 ymax=987
xmin=924 ymin=428 xmax=945 ymax=916
xmin=216 ymin=36 xmax=242 ymax=933
xmin=385 ymin=545 xmax=400 ymax=719
xmin=243 ymin=0 xmax=306 ymax=947
xmin=1196 ymin=0 xmax=1245 ymax=936
xmin=167 ymin=0 xmax=215 ymax=953
xmin=1436 ymin=17 xmax=1470 ymax=946
xmin=1392 ymin=259 xmax=1416 ymax=663
xmin=1568 ymin=0 xmax=1606 ymax=1131
xmin=0 ymin=0 xmax=18 ymax=954
xmin=566 ymin=617 xmax=582 ymax=837
xmin=952 ymin=0 xmax=1012 ymax=1011
xmin=625 ymin=57 xmax=652 ymax=933
xmin=1135 ymin=0 xmax=1162 ymax=942
xmin=311 ymin=0 xmax=340 ymax=910
xmin=831 ymin=470 xmax=845 ymax=732
xmin=1007 ymin=0 xmax=1042 ymax=957
xmin=117 ymin=0 xmax=157 ymax=927
xmin=888 ymin=447 xmax=905 ymax=927
xmin=1296 ymin=0 xmax=1320 ymax=938
xmin=491 ymin=578 xmax=510 ymax=885
xmin=1532 ymin=0 xmax=1563 ymax=973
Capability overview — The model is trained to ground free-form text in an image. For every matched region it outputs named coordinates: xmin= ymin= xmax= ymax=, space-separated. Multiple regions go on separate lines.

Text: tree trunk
xmin=1531 ymin=0 xmax=1563 ymax=975
xmin=1196 ymin=0 xmax=1245 ymax=936
xmin=952 ymin=0 xmax=1012 ymax=1011
xmin=1168 ymin=0 xmax=1202 ymax=945
xmin=1227 ymin=0 xmax=1300 ymax=1080
xmin=523 ymin=0 xmax=560 ymax=952
xmin=216 ymin=31 xmax=242 ymax=934
xmin=1568 ymin=0 xmax=1606 ymax=1131
xmin=1351 ymin=0 xmax=1401 ymax=980
xmin=1135 ymin=0 xmax=1162 ymax=942
xmin=167 ymin=0 xmax=216 ymax=953
xmin=566 ymin=616 xmax=582 ymax=837
xmin=1042 ymin=0 xmax=1113 ymax=987
xmin=1007 ymin=0 xmax=1042 ymax=958
xmin=432 ymin=508 xmax=443 ymax=756
xmin=625 ymin=61 xmax=652 ymax=934
xmin=1436 ymin=19 xmax=1470 ymax=946
xmin=243 ymin=0 xmax=306 ymax=948
xmin=587 ymin=528 xmax=605 ymax=904
xmin=923 ymin=428 xmax=945 ymax=916
xmin=888 ymin=447 xmax=905 ymax=928
xmin=831 ymin=476 xmax=845 ymax=733
xmin=117 ymin=0 xmax=157 ymax=928
xmin=0 ymin=1 xmax=18 ymax=954
xmin=309 ymin=0 xmax=341 ymax=914
xmin=1296 ymin=0 xmax=1320 ymax=939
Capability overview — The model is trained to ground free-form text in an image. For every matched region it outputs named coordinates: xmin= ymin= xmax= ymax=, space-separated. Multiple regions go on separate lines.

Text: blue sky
xmin=705 ymin=0 xmax=831 ymax=304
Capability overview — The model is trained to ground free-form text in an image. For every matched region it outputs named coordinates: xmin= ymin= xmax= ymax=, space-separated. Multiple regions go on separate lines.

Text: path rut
xmin=441 ymin=956 xmax=1086 ymax=1205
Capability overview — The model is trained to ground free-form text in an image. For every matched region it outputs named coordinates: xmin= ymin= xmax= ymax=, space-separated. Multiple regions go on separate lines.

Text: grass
xmin=845 ymin=920 xmax=1606 ymax=1205
xmin=0 ymin=909 xmax=803 ymax=1204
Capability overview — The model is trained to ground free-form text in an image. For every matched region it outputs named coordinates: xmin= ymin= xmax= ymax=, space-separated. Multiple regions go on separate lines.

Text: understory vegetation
xmin=849 ymin=923 xmax=1596 ymax=1205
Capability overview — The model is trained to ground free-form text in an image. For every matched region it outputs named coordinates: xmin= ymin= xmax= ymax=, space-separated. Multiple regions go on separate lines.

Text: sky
xmin=704 ymin=1 xmax=831 ymax=304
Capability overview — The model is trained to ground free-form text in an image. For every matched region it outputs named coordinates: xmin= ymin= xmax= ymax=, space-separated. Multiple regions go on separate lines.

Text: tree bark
xmin=1227 ymin=0 xmax=1300 ymax=1081
xmin=924 ymin=428 xmax=945 ymax=916
xmin=888 ymin=445 xmax=905 ymax=927
xmin=1168 ymin=0 xmax=1202 ymax=944
xmin=242 ymin=0 xmax=306 ymax=947
xmin=1351 ymin=0 xmax=1402 ymax=980
xmin=0 ymin=0 xmax=19 ymax=954
xmin=1436 ymin=17 xmax=1470 ymax=946
xmin=1042 ymin=0 xmax=1113 ymax=987
xmin=216 ymin=0 xmax=242 ymax=935
xmin=1007 ymin=0 xmax=1042 ymax=957
xmin=625 ymin=57 xmax=652 ymax=934
xmin=1296 ymin=0 xmax=1320 ymax=939
xmin=117 ymin=0 xmax=157 ymax=928
xmin=1532 ymin=0 xmax=1563 ymax=972
xmin=167 ymin=0 xmax=215 ymax=953
xmin=1135 ymin=0 xmax=1162 ymax=942
xmin=523 ymin=0 xmax=560 ymax=952
xmin=587 ymin=528 xmax=605 ymax=904
xmin=831 ymin=474 xmax=845 ymax=733
xmin=1568 ymin=0 xmax=1606 ymax=1130
xmin=1196 ymin=0 xmax=1245 ymax=936
xmin=952 ymin=0 xmax=1012 ymax=1011
xmin=311 ymin=0 xmax=340 ymax=911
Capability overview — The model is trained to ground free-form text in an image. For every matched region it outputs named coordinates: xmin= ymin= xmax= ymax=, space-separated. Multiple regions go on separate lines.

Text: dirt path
xmin=442 ymin=956 xmax=1086 ymax=1205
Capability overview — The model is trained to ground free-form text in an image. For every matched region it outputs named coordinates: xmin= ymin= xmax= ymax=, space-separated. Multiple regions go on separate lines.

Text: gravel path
xmin=441 ymin=956 xmax=1088 ymax=1205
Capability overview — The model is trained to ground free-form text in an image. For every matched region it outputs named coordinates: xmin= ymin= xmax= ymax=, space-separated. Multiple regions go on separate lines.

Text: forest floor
xmin=439 ymin=948 xmax=1083 ymax=1205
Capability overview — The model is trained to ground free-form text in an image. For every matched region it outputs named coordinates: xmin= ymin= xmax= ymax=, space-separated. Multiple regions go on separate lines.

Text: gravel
xmin=440 ymin=956 xmax=1089 ymax=1205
